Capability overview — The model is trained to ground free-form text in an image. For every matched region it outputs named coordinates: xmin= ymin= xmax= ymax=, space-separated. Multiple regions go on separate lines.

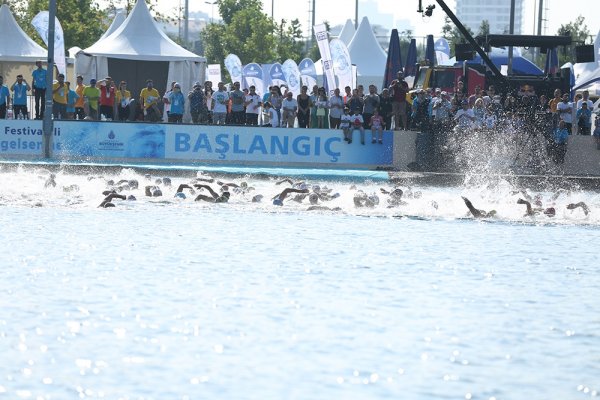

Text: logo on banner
xmin=98 ymin=130 xmax=124 ymax=151
xmin=316 ymin=32 xmax=327 ymax=41
xmin=323 ymin=60 xmax=332 ymax=70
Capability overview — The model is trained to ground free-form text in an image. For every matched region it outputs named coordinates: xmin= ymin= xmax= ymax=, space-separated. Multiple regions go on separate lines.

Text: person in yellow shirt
xmin=139 ymin=79 xmax=161 ymax=122
xmin=74 ymin=75 xmax=86 ymax=120
xmin=116 ymin=81 xmax=132 ymax=121
xmin=52 ymin=73 xmax=68 ymax=119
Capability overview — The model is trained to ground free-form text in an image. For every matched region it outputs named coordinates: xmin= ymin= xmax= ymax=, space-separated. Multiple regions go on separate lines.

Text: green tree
xmin=7 ymin=0 xmax=107 ymax=50
xmin=557 ymin=15 xmax=590 ymax=65
xmin=276 ymin=18 xmax=304 ymax=62
xmin=223 ymin=7 xmax=277 ymax=63
xmin=441 ymin=16 xmax=474 ymax=57
xmin=477 ymin=20 xmax=490 ymax=37
xmin=217 ymin=0 xmax=262 ymax=25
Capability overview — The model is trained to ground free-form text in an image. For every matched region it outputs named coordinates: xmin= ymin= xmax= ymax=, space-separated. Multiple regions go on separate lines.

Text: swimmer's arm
xmin=98 ymin=193 xmax=126 ymax=207
xmin=516 ymin=198 xmax=533 ymax=215
xmin=192 ymin=177 xmax=215 ymax=184
xmin=176 ymin=184 xmax=193 ymax=193
xmin=380 ymin=188 xmax=391 ymax=194
xmin=275 ymin=178 xmax=294 ymax=186
xmin=461 ymin=196 xmax=482 ymax=218
xmin=194 ymin=184 xmax=219 ymax=198
xmin=216 ymin=181 xmax=239 ymax=188
xmin=277 ymin=188 xmax=309 ymax=201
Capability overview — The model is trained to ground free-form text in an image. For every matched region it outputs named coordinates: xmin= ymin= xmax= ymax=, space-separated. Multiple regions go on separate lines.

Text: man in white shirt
xmin=556 ymin=93 xmax=573 ymax=132
xmin=577 ymin=90 xmax=594 ymax=110
xmin=281 ymin=91 xmax=298 ymax=128
xmin=454 ymin=99 xmax=475 ymax=129
xmin=211 ymin=82 xmax=229 ymax=125
xmin=244 ymin=85 xmax=261 ymax=126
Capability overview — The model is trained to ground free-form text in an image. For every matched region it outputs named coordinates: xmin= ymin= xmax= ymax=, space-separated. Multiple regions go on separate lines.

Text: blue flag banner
xmin=282 ymin=59 xmax=302 ymax=96
xmin=383 ymin=29 xmax=403 ymax=89
xmin=224 ymin=54 xmax=243 ymax=85
xmin=242 ymin=62 xmax=265 ymax=96
xmin=269 ymin=63 xmax=287 ymax=88
xmin=404 ymin=39 xmax=418 ymax=77
xmin=299 ymin=58 xmax=318 ymax=89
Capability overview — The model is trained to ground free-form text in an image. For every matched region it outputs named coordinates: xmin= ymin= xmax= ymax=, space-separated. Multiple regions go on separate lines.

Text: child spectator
xmin=370 ymin=109 xmax=384 ymax=144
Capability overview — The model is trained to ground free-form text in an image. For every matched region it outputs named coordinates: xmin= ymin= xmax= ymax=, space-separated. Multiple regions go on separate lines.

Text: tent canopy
xmin=99 ymin=10 xmax=127 ymax=41
xmin=338 ymin=19 xmax=356 ymax=46
xmin=0 ymin=4 xmax=47 ymax=62
xmin=348 ymin=17 xmax=387 ymax=83
xmin=83 ymin=0 xmax=205 ymax=62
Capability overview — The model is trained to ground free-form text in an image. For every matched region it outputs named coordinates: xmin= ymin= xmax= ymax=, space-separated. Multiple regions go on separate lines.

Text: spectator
xmin=116 ymin=81 xmax=132 ymax=121
xmin=577 ymin=90 xmax=594 ymax=110
xmin=389 ymin=70 xmax=409 ymax=130
xmin=0 ymin=76 xmax=10 ymax=119
xmin=473 ymin=98 xmax=485 ymax=127
xmin=328 ymin=88 xmax=344 ymax=129
xmin=229 ymin=81 xmax=245 ymax=125
xmin=551 ymin=119 xmax=569 ymax=164
xmin=98 ymin=76 xmax=116 ymax=120
xmin=244 ymin=85 xmax=261 ymax=126
xmin=140 ymin=79 xmax=161 ymax=122
xmin=348 ymin=109 xmax=366 ymax=145
xmin=576 ymin=102 xmax=592 ymax=135
xmin=188 ymin=81 xmax=206 ymax=124
xmin=370 ymin=109 xmax=384 ymax=144
xmin=211 ymin=82 xmax=229 ymax=125
xmin=296 ymin=85 xmax=310 ymax=128
xmin=363 ymin=84 xmax=380 ymax=128
xmin=12 ymin=74 xmax=31 ymax=119
xmin=262 ymin=102 xmax=279 ymax=127
xmin=204 ymin=81 xmax=214 ymax=124
xmin=379 ymin=88 xmax=393 ymax=130
xmin=281 ymin=91 xmax=298 ymax=128
xmin=162 ymin=81 xmax=176 ymax=122
xmin=556 ymin=93 xmax=573 ymax=133
xmin=74 ymin=75 xmax=86 ymax=120
xmin=268 ymin=86 xmax=283 ymax=126
xmin=167 ymin=82 xmax=184 ymax=123
xmin=343 ymin=86 xmax=352 ymax=105
xmin=32 ymin=60 xmax=47 ymax=119
xmin=454 ymin=99 xmax=475 ymax=129
xmin=65 ymin=81 xmax=79 ymax=120
xmin=347 ymin=89 xmax=364 ymax=116
xmin=309 ymin=85 xmax=319 ymax=128
xmin=315 ymin=87 xmax=328 ymax=129
xmin=340 ymin=107 xmax=352 ymax=142
xmin=593 ymin=115 xmax=600 ymax=150
xmin=83 ymin=78 xmax=100 ymax=120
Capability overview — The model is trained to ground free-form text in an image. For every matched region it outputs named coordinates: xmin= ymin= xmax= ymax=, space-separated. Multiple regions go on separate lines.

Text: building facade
xmin=456 ymin=0 xmax=524 ymax=35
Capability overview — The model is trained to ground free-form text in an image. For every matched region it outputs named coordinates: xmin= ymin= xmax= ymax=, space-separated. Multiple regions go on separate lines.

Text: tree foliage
xmin=557 ymin=16 xmax=591 ymax=65
xmin=441 ymin=16 xmax=474 ymax=57
xmin=477 ymin=20 xmax=490 ymax=37
xmin=7 ymin=0 xmax=107 ymax=50
xmin=201 ymin=0 xmax=313 ymax=71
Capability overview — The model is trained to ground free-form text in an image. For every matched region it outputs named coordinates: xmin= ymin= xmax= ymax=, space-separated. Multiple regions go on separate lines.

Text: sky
xmin=180 ymin=0 xmax=600 ymax=41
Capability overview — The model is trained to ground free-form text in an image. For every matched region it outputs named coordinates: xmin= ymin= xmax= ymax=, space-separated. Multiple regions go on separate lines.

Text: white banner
xmin=329 ymin=39 xmax=353 ymax=92
xmin=313 ymin=24 xmax=336 ymax=96
xmin=31 ymin=11 xmax=66 ymax=74
xmin=206 ymin=64 xmax=221 ymax=89
xmin=281 ymin=59 xmax=301 ymax=97
xmin=224 ymin=54 xmax=243 ymax=85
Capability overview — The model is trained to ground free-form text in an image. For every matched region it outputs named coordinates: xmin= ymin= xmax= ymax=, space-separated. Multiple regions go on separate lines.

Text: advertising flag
xmin=299 ymin=58 xmax=317 ymax=89
xmin=329 ymin=38 xmax=353 ymax=92
xmin=281 ymin=59 xmax=301 ymax=96
xmin=224 ymin=54 xmax=243 ymax=85
xmin=269 ymin=63 xmax=287 ymax=87
xmin=206 ymin=64 xmax=221 ymax=89
xmin=31 ymin=11 xmax=66 ymax=74
xmin=314 ymin=23 xmax=337 ymax=96
xmin=242 ymin=62 xmax=265 ymax=96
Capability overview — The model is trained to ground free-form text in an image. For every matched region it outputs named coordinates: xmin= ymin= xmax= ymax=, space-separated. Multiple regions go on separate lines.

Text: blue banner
xmin=299 ymin=58 xmax=317 ymax=88
xmin=242 ymin=62 xmax=265 ymax=96
xmin=0 ymin=120 xmax=394 ymax=166
xmin=269 ymin=63 xmax=287 ymax=87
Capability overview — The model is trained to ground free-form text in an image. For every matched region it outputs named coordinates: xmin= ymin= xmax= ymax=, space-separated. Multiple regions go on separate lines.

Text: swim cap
xmin=299 ymin=184 xmax=308 ymax=190
xmin=162 ymin=177 xmax=172 ymax=186
xmin=252 ymin=194 xmax=263 ymax=203
xmin=544 ymin=207 xmax=556 ymax=216
xmin=309 ymin=193 xmax=319 ymax=204
xmin=312 ymin=185 xmax=321 ymax=192
xmin=127 ymin=195 xmax=136 ymax=201
xmin=153 ymin=189 xmax=163 ymax=197
xmin=273 ymin=198 xmax=283 ymax=206
xmin=175 ymin=192 xmax=186 ymax=199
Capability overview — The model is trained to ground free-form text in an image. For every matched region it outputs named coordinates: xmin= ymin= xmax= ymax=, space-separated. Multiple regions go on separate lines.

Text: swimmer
xmin=461 ymin=196 xmax=496 ymax=218
xmin=44 ymin=174 xmax=56 ymax=188
xmin=566 ymin=202 xmax=590 ymax=216
xmin=175 ymin=184 xmax=196 ymax=194
xmin=307 ymin=205 xmax=342 ymax=212
xmin=272 ymin=188 xmax=309 ymax=206
xmin=62 ymin=184 xmax=79 ymax=193
xmin=251 ymin=194 xmax=264 ymax=203
xmin=193 ymin=184 xmax=230 ymax=203
xmin=385 ymin=188 xmax=407 ymax=208
xmin=516 ymin=198 xmax=555 ymax=217
xmin=99 ymin=192 xmax=126 ymax=208
xmin=145 ymin=185 xmax=163 ymax=197
xmin=190 ymin=177 xmax=215 ymax=184
xmin=354 ymin=191 xmax=379 ymax=208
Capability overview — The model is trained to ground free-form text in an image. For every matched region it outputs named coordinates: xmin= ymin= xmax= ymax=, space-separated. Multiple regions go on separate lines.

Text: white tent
xmin=573 ymin=29 xmax=600 ymax=87
xmin=98 ymin=10 xmax=127 ymax=41
xmin=0 ymin=4 xmax=47 ymax=62
xmin=76 ymin=0 xmax=206 ymax=106
xmin=347 ymin=17 xmax=387 ymax=88
xmin=338 ymin=19 xmax=356 ymax=46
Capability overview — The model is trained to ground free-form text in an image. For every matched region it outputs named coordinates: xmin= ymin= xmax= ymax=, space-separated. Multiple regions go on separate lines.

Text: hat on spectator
xmin=90 ymin=78 xmax=96 ymax=84
xmin=193 ymin=81 xmax=201 ymax=87
xmin=461 ymin=99 xmax=468 ymax=105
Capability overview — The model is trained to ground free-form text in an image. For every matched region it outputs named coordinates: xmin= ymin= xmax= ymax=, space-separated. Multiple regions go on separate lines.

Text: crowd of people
xmin=1 ymin=63 xmax=598 ymax=152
